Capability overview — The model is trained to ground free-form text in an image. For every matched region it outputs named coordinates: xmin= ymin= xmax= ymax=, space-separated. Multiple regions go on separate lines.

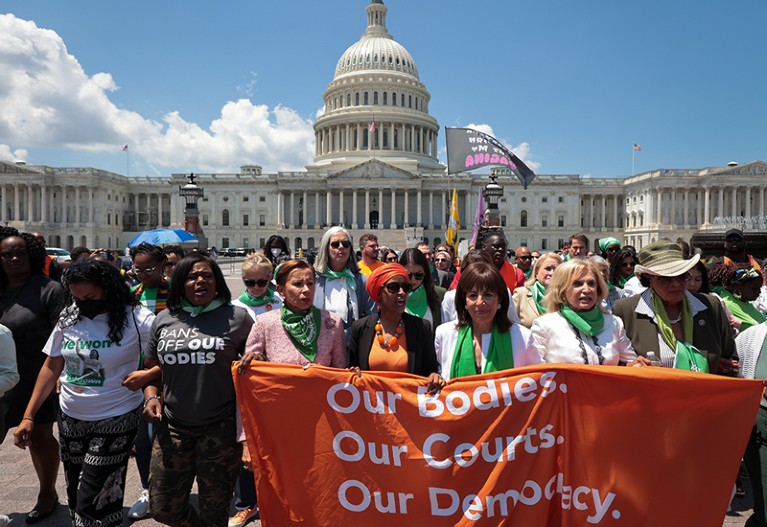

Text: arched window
xmin=347 ymin=93 xmax=351 ymax=106
xmin=392 ymin=92 xmax=397 ymax=106
xmin=373 ymin=92 xmax=378 ymax=105
xmin=222 ymin=209 xmax=230 ymax=226
xmin=364 ymin=92 xmax=369 ymax=105
xmin=355 ymin=93 xmax=360 ymax=105
xmin=383 ymin=92 xmax=387 ymax=105
xmin=521 ymin=210 xmax=528 ymax=227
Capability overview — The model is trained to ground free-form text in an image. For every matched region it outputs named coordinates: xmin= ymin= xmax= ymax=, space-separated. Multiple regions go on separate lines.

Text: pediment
xmin=709 ymin=160 xmax=767 ymax=177
xmin=327 ymin=159 xmax=419 ymax=181
xmin=0 ymin=160 xmax=44 ymax=175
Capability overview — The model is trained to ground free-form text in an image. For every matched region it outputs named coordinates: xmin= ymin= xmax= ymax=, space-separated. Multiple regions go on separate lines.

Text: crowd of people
xmin=1 ymin=226 xmax=766 ymax=526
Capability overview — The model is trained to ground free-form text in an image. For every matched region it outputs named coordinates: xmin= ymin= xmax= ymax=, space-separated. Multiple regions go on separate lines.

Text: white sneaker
xmin=0 ymin=514 xmax=10 ymax=527
xmin=128 ymin=489 xmax=151 ymax=520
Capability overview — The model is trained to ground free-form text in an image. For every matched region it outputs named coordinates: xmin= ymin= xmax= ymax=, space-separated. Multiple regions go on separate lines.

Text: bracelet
xmin=143 ymin=395 xmax=162 ymax=408
xmin=22 ymin=417 xmax=34 ymax=422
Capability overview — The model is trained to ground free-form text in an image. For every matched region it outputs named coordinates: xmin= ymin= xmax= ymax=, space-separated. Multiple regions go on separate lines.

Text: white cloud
xmin=0 ymin=144 xmax=29 ymax=163
xmin=0 ymin=14 xmax=315 ymax=173
xmin=466 ymin=123 xmax=540 ymax=172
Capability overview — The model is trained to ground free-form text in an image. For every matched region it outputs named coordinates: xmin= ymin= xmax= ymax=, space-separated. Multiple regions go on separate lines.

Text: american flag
xmin=369 ymin=121 xmax=376 ymax=134
xmin=633 ymin=143 xmax=641 ymax=151
xmin=121 ymin=145 xmax=129 ymax=151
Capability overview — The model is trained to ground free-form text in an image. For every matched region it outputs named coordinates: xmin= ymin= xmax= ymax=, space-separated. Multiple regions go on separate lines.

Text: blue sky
xmin=0 ymin=0 xmax=765 ymax=179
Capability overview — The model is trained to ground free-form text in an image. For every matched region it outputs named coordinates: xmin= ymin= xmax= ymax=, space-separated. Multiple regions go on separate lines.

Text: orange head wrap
xmin=366 ymin=263 xmax=410 ymax=301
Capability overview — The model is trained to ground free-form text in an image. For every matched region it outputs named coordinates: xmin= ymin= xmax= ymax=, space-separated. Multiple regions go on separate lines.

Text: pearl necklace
xmin=668 ymin=312 xmax=683 ymax=324
xmin=375 ymin=318 xmax=404 ymax=348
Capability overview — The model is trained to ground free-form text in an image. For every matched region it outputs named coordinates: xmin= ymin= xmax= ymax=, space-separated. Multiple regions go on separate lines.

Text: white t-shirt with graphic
xmin=44 ymin=304 xmax=155 ymax=420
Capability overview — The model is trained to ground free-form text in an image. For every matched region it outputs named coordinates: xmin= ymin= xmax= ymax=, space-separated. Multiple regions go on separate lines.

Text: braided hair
xmin=0 ymin=229 xmax=46 ymax=287
xmin=129 ymin=242 xmax=167 ymax=264
xmin=60 ymin=260 xmax=136 ymax=342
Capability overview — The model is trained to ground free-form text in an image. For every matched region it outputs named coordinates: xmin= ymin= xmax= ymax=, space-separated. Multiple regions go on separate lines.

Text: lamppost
xmin=178 ymin=173 xmax=208 ymax=248
xmin=484 ymin=172 xmax=503 ymax=227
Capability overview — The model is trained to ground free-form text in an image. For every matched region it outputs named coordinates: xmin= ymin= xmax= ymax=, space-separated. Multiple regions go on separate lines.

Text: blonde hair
xmin=524 ymin=253 xmax=561 ymax=288
xmin=242 ymin=252 xmax=273 ymax=276
xmin=543 ymin=258 xmax=608 ymax=313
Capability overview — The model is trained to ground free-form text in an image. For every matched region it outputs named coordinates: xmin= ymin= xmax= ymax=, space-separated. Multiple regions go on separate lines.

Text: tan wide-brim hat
xmin=635 ymin=240 xmax=700 ymax=277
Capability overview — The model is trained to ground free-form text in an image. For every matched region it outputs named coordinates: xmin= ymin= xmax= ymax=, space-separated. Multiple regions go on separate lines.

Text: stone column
xmin=339 ymin=189 xmax=345 ymax=227
xmin=289 ymin=191 xmax=295 ymax=229
xmin=88 ymin=189 xmax=95 ymax=224
xmin=0 ymin=185 xmax=5 ymax=223
xmin=656 ymin=190 xmax=663 ymax=226
xmin=612 ymin=195 xmax=618 ymax=229
xmin=670 ymin=190 xmax=676 ymax=225
xmin=442 ymin=190 xmax=447 ymax=230
xmin=732 ymin=187 xmax=738 ymax=218
xmin=157 ymin=193 xmax=163 ymax=227
xmin=302 ymin=190 xmax=308 ymax=228
xmin=170 ymin=192 xmax=178 ymax=227
xmin=428 ymin=191 xmax=434 ymax=229
xmin=390 ymin=189 xmax=396 ymax=229
xmin=314 ymin=191 xmax=320 ymax=228
xmin=352 ymin=191 xmax=358 ymax=229
xmin=746 ymin=187 xmax=752 ymax=219
xmin=718 ymin=187 xmax=724 ymax=220
xmin=364 ymin=190 xmax=370 ymax=229
xmin=704 ymin=187 xmax=711 ymax=225
xmin=378 ymin=189 xmax=383 ymax=228
xmin=403 ymin=191 xmax=409 ymax=227
xmin=417 ymin=190 xmax=422 ymax=227
xmin=26 ymin=185 xmax=34 ymax=222
xmin=683 ymin=190 xmax=689 ymax=226
xmin=760 ymin=188 xmax=765 ymax=218
xmin=696 ymin=189 xmax=702 ymax=226
xmin=601 ymin=195 xmax=606 ymax=228
xmin=326 ymin=191 xmax=332 ymax=226
xmin=14 ymin=184 xmax=20 ymax=221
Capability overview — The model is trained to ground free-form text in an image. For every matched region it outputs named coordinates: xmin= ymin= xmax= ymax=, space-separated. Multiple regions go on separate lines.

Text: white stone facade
xmin=0 ymin=1 xmax=764 ymax=253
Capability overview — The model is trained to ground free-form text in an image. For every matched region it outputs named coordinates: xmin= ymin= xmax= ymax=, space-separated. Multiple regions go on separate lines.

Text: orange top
xmin=368 ymin=329 xmax=408 ymax=373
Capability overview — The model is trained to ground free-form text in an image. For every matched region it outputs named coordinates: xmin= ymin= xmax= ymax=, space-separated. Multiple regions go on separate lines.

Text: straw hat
xmin=635 ymin=240 xmax=700 ymax=277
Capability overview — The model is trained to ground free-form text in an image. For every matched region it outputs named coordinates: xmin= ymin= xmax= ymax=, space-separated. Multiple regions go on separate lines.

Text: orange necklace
xmin=375 ymin=318 xmax=404 ymax=348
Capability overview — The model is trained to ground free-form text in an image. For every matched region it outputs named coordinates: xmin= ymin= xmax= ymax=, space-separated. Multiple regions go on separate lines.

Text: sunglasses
xmin=516 ymin=256 xmax=532 ymax=260
xmin=655 ymin=273 xmax=690 ymax=284
xmin=621 ymin=261 xmax=636 ymax=268
xmin=383 ymin=282 xmax=413 ymax=294
xmin=330 ymin=240 xmax=352 ymax=249
xmin=132 ymin=266 xmax=158 ymax=275
xmin=408 ymin=272 xmax=426 ymax=281
xmin=385 ymin=257 xmax=398 ymax=263
xmin=434 ymin=258 xmax=448 ymax=263
xmin=243 ymin=278 xmax=270 ymax=288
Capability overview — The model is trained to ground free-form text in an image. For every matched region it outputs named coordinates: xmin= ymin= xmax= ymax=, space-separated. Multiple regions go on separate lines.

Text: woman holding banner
xmin=245 ymin=259 xmax=346 ymax=368
xmin=612 ymin=240 xmax=737 ymax=373
xmin=349 ymin=264 xmax=443 ymax=391
xmin=435 ymin=262 xmax=540 ymax=380
xmin=531 ymin=259 xmax=641 ymax=366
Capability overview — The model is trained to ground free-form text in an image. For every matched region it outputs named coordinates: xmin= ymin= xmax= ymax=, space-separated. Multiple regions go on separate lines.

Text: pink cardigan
xmin=245 ymin=308 xmax=348 ymax=368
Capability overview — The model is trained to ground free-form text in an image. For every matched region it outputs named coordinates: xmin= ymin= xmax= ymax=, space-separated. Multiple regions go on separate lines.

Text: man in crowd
xmin=357 ymin=234 xmax=384 ymax=276
xmin=567 ymin=233 xmax=589 ymax=260
xmin=724 ymin=228 xmax=762 ymax=272
xmin=514 ymin=246 xmax=534 ymax=281
xmin=416 ymin=242 xmax=433 ymax=268
xmin=163 ymin=245 xmax=184 ymax=278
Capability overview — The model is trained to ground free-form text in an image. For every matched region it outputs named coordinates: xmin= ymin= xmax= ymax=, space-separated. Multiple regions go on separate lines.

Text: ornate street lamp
xmin=484 ymin=172 xmax=503 ymax=227
xmin=178 ymin=173 xmax=208 ymax=248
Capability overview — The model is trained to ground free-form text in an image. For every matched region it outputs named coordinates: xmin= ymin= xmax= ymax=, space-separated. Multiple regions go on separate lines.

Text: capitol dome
xmin=312 ymin=0 xmax=442 ymax=171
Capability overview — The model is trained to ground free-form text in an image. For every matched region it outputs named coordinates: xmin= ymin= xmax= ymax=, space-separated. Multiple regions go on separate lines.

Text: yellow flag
xmin=446 ymin=187 xmax=460 ymax=252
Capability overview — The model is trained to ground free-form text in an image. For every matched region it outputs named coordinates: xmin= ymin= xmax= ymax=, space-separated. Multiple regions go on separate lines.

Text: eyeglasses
xmin=621 ymin=261 xmax=636 ymax=268
xmin=383 ymin=282 xmax=413 ymax=294
xmin=330 ymin=240 xmax=352 ymax=249
xmin=654 ymin=273 xmax=690 ymax=284
xmin=132 ymin=267 xmax=158 ymax=275
xmin=385 ymin=257 xmax=398 ymax=263
xmin=408 ymin=272 xmax=425 ymax=281
xmin=516 ymin=256 xmax=532 ymax=260
xmin=243 ymin=278 xmax=270 ymax=288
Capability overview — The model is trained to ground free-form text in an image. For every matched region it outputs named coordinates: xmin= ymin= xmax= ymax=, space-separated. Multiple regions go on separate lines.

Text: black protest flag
xmin=445 ymin=127 xmax=536 ymax=189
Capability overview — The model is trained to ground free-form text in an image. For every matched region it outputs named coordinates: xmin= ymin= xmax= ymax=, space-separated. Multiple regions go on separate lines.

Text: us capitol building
xmin=0 ymin=0 xmax=764 ymax=253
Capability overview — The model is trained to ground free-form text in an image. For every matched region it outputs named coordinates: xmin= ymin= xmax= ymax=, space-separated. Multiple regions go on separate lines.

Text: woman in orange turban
xmin=349 ymin=264 xmax=444 ymax=392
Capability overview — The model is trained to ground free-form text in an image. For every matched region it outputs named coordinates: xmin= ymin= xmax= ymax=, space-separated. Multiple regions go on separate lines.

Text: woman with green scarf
xmin=532 ymin=259 xmax=643 ymax=366
xmin=721 ymin=264 xmax=767 ymax=333
xmin=399 ymin=248 xmax=444 ymax=331
xmin=435 ymin=262 xmax=541 ymax=380
xmin=233 ymin=252 xmax=282 ymax=319
xmin=608 ymin=247 xmax=640 ymax=291
xmin=512 ymin=253 xmax=560 ymax=328
xmin=613 ymin=240 xmax=737 ymax=375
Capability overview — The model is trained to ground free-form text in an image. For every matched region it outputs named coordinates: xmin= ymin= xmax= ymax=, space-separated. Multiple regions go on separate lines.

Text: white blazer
xmin=434 ymin=321 xmax=542 ymax=380
xmin=531 ymin=311 xmax=637 ymax=365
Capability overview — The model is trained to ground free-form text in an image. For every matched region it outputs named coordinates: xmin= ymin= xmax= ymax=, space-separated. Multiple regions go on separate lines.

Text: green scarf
xmin=280 ymin=305 xmax=322 ymax=361
xmin=181 ymin=298 xmax=226 ymax=317
xmin=720 ymin=289 xmax=767 ymax=332
xmin=674 ymin=341 xmax=709 ymax=373
xmin=406 ymin=285 xmax=428 ymax=318
xmin=322 ymin=268 xmax=356 ymax=290
xmin=531 ymin=281 xmax=547 ymax=315
xmin=238 ymin=286 xmax=278 ymax=307
xmin=560 ymin=305 xmax=604 ymax=337
xmin=617 ymin=273 xmax=634 ymax=288
xmin=607 ymin=281 xmax=616 ymax=292
xmin=651 ymin=293 xmax=693 ymax=350
xmin=523 ymin=268 xmax=533 ymax=280
xmin=450 ymin=324 xmax=513 ymax=379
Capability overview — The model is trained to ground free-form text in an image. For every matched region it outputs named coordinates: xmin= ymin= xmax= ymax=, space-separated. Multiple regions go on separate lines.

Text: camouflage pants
xmin=149 ymin=414 xmax=240 ymax=527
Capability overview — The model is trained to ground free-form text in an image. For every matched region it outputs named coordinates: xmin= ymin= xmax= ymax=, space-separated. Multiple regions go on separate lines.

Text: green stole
xmin=181 ymin=298 xmax=226 ymax=317
xmin=560 ymin=305 xmax=604 ymax=336
xmin=322 ymin=268 xmax=356 ymax=290
xmin=281 ymin=305 xmax=322 ymax=361
xmin=651 ymin=293 xmax=708 ymax=372
xmin=406 ymin=285 xmax=428 ymax=318
xmin=720 ymin=289 xmax=767 ymax=332
xmin=618 ymin=273 xmax=634 ymax=288
xmin=451 ymin=324 xmax=514 ymax=379
xmin=531 ymin=281 xmax=547 ymax=315
xmin=238 ymin=287 xmax=278 ymax=307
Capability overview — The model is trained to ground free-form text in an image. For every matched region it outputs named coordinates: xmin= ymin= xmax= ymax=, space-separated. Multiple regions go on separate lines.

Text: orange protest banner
xmin=233 ymin=363 xmax=763 ymax=526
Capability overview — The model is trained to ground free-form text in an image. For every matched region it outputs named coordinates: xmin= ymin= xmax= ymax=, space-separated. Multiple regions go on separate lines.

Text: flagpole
xmin=632 ymin=144 xmax=635 ymax=177
xmin=126 ymin=147 xmax=130 ymax=178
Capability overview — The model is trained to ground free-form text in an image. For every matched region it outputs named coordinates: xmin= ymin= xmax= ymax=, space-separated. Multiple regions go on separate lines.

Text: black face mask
xmin=76 ymin=299 xmax=108 ymax=320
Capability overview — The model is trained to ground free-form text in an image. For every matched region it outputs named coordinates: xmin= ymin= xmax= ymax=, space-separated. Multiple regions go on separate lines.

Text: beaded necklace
xmin=375 ymin=318 xmax=404 ymax=348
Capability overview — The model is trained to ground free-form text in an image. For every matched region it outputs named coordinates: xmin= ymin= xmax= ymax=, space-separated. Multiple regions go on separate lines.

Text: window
xmin=355 ymin=93 xmax=360 ymax=105
xmin=243 ymin=214 xmax=249 ymax=226
xmin=364 ymin=92 xmax=369 ymax=105
xmin=373 ymin=92 xmax=378 ymax=105
xmin=542 ymin=197 xmax=548 ymax=203
xmin=521 ymin=210 xmax=528 ymax=227
xmin=202 ymin=214 xmax=209 ymax=226
xmin=558 ymin=215 xmax=565 ymax=227
xmin=501 ymin=215 xmax=507 ymax=227
xmin=542 ymin=239 xmax=548 ymax=250
xmin=259 ymin=214 xmax=266 ymax=227
xmin=243 ymin=237 xmax=249 ymax=249
xmin=383 ymin=92 xmax=387 ymax=105
xmin=259 ymin=196 xmax=266 ymax=202
xmin=521 ymin=197 xmax=527 ymax=203
xmin=259 ymin=238 xmax=265 ymax=248
xmin=541 ymin=216 xmax=548 ymax=227
xmin=243 ymin=196 xmax=249 ymax=202
xmin=520 ymin=239 xmax=528 ymax=247
xmin=222 ymin=209 xmax=230 ymax=226
xmin=558 ymin=196 xmax=564 ymax=203
xmin=222 ymin=237 xmax=229 ymax=248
